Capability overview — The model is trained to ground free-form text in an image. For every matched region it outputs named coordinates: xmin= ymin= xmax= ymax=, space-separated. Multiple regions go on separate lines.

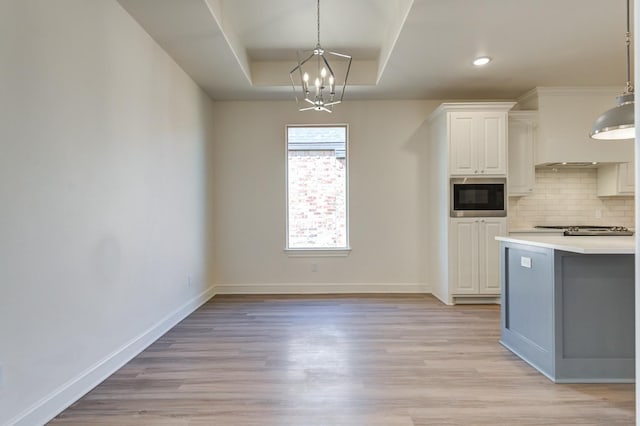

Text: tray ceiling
xmin=117 ymin=0 xmax=634 ymax=101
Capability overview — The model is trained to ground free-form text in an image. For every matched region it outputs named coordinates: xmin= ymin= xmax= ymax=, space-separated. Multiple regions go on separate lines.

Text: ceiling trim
xmin=251 ymin=59 xmax=378 ymax=87
xmin=376 ymin=0 xmax=414 ymax=84
xmin=204 ymin=0 xmax=252 ymax=84
xmin=534 ymin=86 xmax=626 ymax=96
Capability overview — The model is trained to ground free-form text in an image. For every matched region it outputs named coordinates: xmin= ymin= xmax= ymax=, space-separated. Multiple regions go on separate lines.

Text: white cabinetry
xmin=427 ymin=102 xmax=514 ymax=305
xmin=597 ymin=162 xmax=635 ymax=196
xmin=508 ymin=112 xmax=537 ymax=196
xmin=450 ymin=111 xmax=508 ymax=175
xmin=449 ymin=218 xmax=507 ymax=296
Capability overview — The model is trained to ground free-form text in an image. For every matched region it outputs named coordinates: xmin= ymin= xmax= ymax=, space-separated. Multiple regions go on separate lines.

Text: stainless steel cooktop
xmin=534 ymin=225 xmax=634 ymax=236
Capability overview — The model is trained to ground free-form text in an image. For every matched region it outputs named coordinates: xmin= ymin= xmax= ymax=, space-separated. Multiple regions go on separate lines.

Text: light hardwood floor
xmin=51 ymin=294 xmax=634 ymax=425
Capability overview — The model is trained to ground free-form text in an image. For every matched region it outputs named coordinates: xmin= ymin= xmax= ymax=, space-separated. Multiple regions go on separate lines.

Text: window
xmin=286 ymin=125 xmax=349 ymax=250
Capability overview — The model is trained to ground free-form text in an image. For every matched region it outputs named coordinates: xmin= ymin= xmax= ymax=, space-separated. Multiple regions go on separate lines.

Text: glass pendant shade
xmin=590 ymin=93 xmax=635 ymax=140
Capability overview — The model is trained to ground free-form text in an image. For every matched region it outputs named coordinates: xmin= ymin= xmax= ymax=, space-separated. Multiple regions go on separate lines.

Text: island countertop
xmin=495 ymin=235 xmax=635 ymax=254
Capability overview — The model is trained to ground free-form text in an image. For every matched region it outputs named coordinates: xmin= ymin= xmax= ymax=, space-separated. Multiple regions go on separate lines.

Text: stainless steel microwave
xmin=450 ymin=177 xmax=506 ymax=217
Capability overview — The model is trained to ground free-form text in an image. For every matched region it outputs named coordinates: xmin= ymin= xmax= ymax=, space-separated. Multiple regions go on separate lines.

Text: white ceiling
xmin=117 ymin=0 xmax=634 ymax=101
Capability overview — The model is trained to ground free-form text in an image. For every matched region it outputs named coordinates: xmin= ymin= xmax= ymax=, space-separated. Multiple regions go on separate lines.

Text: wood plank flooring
xmin=51 ymin=294 xmax=634 ymax=425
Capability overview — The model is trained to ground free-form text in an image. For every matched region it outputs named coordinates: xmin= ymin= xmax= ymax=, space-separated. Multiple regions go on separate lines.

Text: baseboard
xmin=452 ymin=295 xmax=501 ymax=305
xmin=422 ymin=292 xmax=501 ymax=306
xmin=430 ymin=291 xmax=453 ymax=305
xmin=9 ymin=285 xmax=217 ymax=426
xmin=215 ymin=282 xmax=431 ymax=294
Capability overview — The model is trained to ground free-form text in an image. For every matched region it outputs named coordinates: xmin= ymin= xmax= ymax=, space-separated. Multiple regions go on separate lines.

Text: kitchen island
xmin=496 ymin=235 xmax=635 ymax=383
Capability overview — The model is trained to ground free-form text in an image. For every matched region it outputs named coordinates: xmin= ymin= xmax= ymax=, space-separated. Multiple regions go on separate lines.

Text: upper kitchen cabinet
xmin=517 ymin=88 xmax=634 ymax=165
xmin=508 ymin=111 xmax=537 ymax=196
xmin=597 ymin=161 xmax=635 ymax=196
xmin=430 ymin=103 xmax=515 ymax=176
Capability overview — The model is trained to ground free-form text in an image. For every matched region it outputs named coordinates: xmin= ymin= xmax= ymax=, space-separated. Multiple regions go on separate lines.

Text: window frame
xmin=284 ymin=123 xmax=351 ymax=256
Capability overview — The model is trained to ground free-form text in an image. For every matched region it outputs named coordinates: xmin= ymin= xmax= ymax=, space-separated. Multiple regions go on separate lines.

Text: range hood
xmin=537 ymin=162 xmax=600 ymax=168
xmin=516 ymin=88 xmax=634 ymax=166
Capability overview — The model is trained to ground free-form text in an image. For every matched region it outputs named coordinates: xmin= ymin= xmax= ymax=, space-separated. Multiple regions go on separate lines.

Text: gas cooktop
xmin=534 ymin=225 xmax=634 ymax=236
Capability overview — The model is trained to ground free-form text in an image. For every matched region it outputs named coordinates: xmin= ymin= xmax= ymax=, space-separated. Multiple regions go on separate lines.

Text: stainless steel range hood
xmin=537 ymin=162 xmax=600 ymax=168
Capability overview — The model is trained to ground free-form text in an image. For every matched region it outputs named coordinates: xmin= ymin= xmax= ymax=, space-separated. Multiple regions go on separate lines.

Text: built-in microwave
xmin=450 ymin=177 xmax=506 ymax=217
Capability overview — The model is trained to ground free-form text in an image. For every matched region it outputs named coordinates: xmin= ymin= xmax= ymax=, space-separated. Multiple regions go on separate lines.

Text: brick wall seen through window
xmin=286 ymin=125 xmax=348 ymax=249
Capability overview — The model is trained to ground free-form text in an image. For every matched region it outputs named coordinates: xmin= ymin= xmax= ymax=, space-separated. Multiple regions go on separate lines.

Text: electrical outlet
xmin=188 ymin=276 xmax=192 ymax=288
xmin=311 ymin=263 xmax=318 ymax=272
xmin=0 ymin=365 xmax=4 ymax=386
xmin=595 ymin=209 xmax=602 ymax=219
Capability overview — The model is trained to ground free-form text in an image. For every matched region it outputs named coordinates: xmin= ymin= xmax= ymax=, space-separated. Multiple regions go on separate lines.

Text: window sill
xmin=284 ymin=248 xmax=352 ymax=257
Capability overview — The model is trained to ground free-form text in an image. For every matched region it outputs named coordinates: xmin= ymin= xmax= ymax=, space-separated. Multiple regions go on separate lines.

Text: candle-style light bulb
xmin=302 ymin=72 xmax=309 ymax=93
xmin=329 ymin=75 xmax=335 ymax=93
xmin=315 ymin=77 xmax=321 ymax=96
xmin=321 ymin=67 xmax=327 ymax=78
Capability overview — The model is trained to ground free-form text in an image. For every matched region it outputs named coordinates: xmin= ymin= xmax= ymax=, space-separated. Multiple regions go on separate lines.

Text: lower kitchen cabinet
xmin=499 ymin=240 xmax=634 ymax=382
xmin=449 ymin=217 xmax=507 ymax=297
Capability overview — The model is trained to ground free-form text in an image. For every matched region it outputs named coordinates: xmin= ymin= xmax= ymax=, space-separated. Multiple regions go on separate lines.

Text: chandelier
xmin=290 ymin=0 xmax=352 ymax=113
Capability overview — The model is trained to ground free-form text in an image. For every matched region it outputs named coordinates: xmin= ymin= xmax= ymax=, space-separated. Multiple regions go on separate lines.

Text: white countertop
xmin=496 ymin=235 xmax=635 ymax=254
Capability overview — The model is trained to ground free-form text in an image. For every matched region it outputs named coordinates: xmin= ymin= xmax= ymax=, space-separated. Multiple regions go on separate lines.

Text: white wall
xmin=210 ymin=100 xmax=439 ymax=293
xmin=0 ymin=1 xmax=215 ymax=424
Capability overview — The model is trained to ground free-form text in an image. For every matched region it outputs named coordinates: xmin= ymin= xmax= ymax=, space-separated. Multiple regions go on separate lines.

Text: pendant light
xmin=289 ymin=0 xmax=352 ymax=113
xmin=590 ymin=0 xmax=635 ymax=140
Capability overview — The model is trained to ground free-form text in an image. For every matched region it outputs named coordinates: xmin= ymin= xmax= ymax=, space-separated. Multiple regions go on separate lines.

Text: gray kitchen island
xmin=496 ymin=235 xmax=635 ymax=383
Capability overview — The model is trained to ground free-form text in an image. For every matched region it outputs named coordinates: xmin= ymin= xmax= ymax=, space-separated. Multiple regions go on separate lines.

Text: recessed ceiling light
xmin=473 ymin=56 xmax=492 ymax=66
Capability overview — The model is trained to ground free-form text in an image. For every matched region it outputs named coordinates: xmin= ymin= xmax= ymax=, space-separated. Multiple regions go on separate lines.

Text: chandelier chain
xmin=316 ymin=0 xmax=320 ymax=46
xmin=625 ymin=0 xmax=633 ymax=92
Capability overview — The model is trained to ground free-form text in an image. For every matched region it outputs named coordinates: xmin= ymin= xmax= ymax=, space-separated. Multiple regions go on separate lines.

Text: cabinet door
xmin=449 ymin=219 xmax=479 ymax=294
xmin=449 ymin=113 xmax=478 ymax=175
xmin=478 ymin=218 xmax=507 ymax=294
xmin=618 ymin=162 xmax=635 ymax=194
xmin=508 ymin=113 xmax=536 ymax=196
xmin=476 ymin=112 xmax=507 ymax=175
xmin=597 ymin=162 xmax=635 ymax=196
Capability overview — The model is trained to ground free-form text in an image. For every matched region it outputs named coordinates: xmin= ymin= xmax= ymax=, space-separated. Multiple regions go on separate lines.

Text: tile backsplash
xmin=508 ymin=168 xmax=635 ymax=229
